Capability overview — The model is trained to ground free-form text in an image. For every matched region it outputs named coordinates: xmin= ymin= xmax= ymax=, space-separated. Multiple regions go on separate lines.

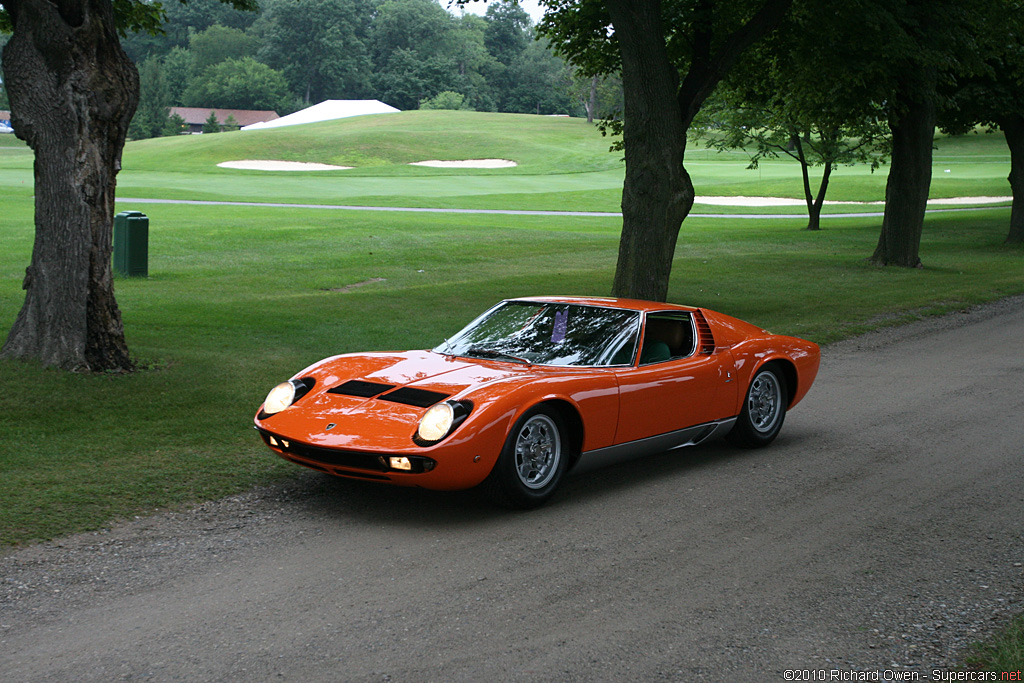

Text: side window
xmin=638 ymin=313 xmax=696 ymax=365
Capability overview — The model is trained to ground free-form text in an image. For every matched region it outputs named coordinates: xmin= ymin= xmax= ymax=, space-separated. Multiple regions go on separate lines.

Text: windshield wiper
xmin=465 ymin=346 xmax=532 ymax=365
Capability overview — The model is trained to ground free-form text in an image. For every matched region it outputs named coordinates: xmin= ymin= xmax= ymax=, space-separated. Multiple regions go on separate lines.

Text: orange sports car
xmin=255 ymin=297 xmax=820 ymax=508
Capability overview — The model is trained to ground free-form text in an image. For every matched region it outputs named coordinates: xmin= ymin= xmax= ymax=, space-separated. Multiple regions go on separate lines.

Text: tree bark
xmin=870 ymin=72 xmax=937 ymax=267
xmin=1 ymin=0 xmax=138 ymax=371
xmin=607 ymin=0 xmax=690 ymax=302
xmin=999 ymin=114 xmax=1024 ymax=245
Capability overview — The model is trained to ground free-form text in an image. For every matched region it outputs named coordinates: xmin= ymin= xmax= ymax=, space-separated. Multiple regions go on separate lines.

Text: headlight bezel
xmin=259 ymin=377 xmax=316 ymax=418
xmin=414 ymin=400 xmax=472 ymax=446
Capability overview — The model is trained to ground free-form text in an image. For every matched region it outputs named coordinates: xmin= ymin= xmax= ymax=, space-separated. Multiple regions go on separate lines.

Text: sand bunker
xmin=410 ymin=159 xmax=517 ymax=168
xmin=694 ymin=195 xmax=1011 ymax=207
xmin=217 ymin=160 xmax=352 ymax=171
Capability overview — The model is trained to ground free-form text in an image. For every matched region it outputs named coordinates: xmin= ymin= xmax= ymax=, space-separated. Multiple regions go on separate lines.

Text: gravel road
xmin=2 ymin=296 xmax=1023 ymax=682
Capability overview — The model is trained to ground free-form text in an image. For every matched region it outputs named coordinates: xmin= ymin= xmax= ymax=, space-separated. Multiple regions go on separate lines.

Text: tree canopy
xmin=115 ymin=0 xmax=578 ymax=133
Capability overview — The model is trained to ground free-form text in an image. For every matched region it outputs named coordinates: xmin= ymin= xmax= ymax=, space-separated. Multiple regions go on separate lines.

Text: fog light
xmin=389 ymin=456 xmax=413 ymax=471
xmin=269 ymin=436 xmax=279 ymax=447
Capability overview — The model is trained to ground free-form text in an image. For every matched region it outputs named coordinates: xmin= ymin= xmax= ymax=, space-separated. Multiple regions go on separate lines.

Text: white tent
xmin=241 ymin=100 xmax=400 ymax=130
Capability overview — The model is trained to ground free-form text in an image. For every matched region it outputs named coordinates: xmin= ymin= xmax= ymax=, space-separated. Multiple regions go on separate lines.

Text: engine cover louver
xmin=693 ymin=311 xmax=717 ymax=355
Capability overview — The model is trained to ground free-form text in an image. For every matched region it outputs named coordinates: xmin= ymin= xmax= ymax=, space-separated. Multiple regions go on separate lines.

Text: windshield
xmin=437 ymin=301 xmax=641 ymax=367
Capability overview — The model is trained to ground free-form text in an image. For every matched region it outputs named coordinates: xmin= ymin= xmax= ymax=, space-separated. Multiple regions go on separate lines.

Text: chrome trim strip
xmin=571 ymin=418 xmax=737 ymax=475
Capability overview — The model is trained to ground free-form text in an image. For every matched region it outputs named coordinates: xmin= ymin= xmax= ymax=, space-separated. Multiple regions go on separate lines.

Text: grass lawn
xmin=0 ymin=112 xmax=1021 ymax=548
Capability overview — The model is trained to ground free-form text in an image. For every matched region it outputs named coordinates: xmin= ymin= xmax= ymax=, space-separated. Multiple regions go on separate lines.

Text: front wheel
xmin=726 ymin=364 xmax=787 ymax=448
xmin=481 ymin=406 xmax=569 ymax=509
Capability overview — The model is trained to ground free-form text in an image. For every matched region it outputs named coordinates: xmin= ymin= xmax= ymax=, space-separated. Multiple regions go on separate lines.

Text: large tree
xmin=698 ymin=2 xmax=890 ymax=232
xmin=538 ymin=0 xmax=792 ymax=300
xmin=0 ymin=0 xmax=254 ymax=372
xmin=863 ymin=0 xmax=991 ymax=266
xmin=257 ymin=0 xmax=375 ymax=105
xmin=939 ymin=0 xmax=1024 ymax=245
xmin=183 ymin=56 xmax=291 ymax=111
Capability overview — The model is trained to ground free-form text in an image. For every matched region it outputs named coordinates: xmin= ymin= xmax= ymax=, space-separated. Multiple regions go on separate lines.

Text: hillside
xmin=122 ymin=110 xmax=622 ymax=177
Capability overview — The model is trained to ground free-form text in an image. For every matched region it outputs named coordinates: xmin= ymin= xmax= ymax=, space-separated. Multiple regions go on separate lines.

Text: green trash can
xmin=113 ymin=210 xmax=149 ymax=277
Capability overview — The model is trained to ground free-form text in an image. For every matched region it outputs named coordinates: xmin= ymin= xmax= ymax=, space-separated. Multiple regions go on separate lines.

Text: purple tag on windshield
xmin=552 ymin=309 xmax=568 ymax=344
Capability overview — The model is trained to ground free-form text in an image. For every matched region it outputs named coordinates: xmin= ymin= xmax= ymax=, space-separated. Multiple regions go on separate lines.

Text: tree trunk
xmin=607 ymin=0 xmax=691 ymax=302
xmin=586 ymin=75 xmax=597 ymax=124
xmin=870 ymin=73 xmax=937 ymax=267
xmin=794 ymin=135 xmax=830 ymax=232
xmin=606 ymin=0 xmax=792 ymax=301
xmin=1 ymin=0 xmax=138 ymax=371
xmin=999 ymin=114 xmax=1024 ymax=245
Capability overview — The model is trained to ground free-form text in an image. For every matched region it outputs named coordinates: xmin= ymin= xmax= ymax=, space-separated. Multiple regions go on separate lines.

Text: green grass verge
xmin=967 ymin=614 xmax=1024 ymax=672
xmin=0 ymin=113 xmax=1021 ymax=548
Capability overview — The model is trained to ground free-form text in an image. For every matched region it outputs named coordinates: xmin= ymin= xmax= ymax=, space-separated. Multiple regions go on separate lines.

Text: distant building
xmin=241 ymin=100 xmax=399 ymax=131
xmin=168 ymin=107 xmax=279 ymax=134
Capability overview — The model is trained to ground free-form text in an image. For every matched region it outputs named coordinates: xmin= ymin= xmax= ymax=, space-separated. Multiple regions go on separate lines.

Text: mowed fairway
xmin=0 ymin=111 xmax=1021 ymax=546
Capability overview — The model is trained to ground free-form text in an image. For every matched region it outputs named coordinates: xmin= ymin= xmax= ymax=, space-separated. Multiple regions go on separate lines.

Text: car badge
xmin=325 ymin=423 xmax=336 ymax=431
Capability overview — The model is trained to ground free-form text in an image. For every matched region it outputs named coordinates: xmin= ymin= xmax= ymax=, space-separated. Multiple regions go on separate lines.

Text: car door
xmin=612 ymin=312 xmax=737 ymax=445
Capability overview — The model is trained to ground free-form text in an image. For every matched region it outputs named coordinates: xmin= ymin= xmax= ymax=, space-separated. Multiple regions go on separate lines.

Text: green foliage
xmin=202 ymin=110 xmax=221 ymax=134
xmin=500 ymin=37 xmax=576 ymax=115
xmin=189 ymin=24 xmax=257 ymax=72
xmin=162 ymin=47 xmax=196 ymax=106
xmin=256 ymin=0 xmax=375 ymax=104
xmin=484 ymin=0 xmax=531 ymax=66
xmin=164 ymin=112 xmax=187 ymax=136
xmin=184 ymin=57 xmax=291 ymax=111
xmin=128 ymin=55 xmax=172 ymax=140
xmin=419 ymin=91 xmax=471 ymax=110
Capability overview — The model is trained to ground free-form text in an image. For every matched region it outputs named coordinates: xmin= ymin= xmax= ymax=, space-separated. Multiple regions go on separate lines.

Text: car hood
xmin=257 ymin=351 xmax=544 ymax=452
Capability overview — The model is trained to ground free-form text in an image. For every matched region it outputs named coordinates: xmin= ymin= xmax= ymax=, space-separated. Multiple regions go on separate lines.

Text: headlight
xmin=417 ymin=402 xmax=455 ymax=442
xmin=262 ymin=378 xmax=314 ymax=416
xmin=414 ymin=400 xmax=472 ymax=445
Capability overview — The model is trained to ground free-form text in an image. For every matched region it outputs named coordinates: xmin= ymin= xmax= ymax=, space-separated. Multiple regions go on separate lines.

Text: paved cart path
xmin=2 ymin=297 xmax=1023 ymax=682
xmin=117 ymin=196 xmax=1010 ymax=220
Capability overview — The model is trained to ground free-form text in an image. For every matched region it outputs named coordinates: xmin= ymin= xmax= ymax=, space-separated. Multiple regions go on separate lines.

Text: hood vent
xmin=379 ymin=387 xmax=450 ymax=408
xmin=328 ymin=380 xmax=396 ymax=398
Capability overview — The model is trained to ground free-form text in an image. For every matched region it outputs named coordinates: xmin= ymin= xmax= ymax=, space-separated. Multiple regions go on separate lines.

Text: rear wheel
xmin=482 ymin=406 xmax=568 ymax=509
xmin=726 ymin=364 xmax=787 ymax=448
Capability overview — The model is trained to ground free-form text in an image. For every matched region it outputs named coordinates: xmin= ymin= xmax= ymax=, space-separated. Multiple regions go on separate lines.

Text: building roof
xmin=169 ymin=107 xmax=279 ymax=127
xmin=241 ymin=100 xmax=399 ymax=130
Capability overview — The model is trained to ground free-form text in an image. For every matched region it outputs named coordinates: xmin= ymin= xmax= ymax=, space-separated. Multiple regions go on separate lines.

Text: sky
xmin=441 ymin=0 xmax=548 ymax=25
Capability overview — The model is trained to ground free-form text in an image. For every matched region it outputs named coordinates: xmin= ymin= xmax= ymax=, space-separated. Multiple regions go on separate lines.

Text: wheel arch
xmin=758 ymin=358 xmax=797 ymax=407
xmin=532 ymin=398 xmax=585 ymax=469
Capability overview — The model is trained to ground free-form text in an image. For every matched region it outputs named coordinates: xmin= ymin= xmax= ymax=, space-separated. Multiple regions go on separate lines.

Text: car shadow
xmin=274 ymin=435 xmax=782 ymax=528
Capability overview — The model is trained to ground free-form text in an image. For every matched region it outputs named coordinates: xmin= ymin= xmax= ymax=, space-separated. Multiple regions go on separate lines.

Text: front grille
xmin=259 ymin=429 xmax=387 ymax=471
xmin=258 ymin=429 xmax=435 ymax=475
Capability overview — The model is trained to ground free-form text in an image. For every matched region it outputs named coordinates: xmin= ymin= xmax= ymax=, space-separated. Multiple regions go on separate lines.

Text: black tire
xmin=481 ymin=406 xmax=569 ymax=509
xmin=726 ymin=363 xmax=787 ymax=448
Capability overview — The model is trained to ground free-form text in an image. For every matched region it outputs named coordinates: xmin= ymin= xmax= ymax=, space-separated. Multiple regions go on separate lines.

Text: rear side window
xmin=638 ymin=313 xmax=696 ymax=365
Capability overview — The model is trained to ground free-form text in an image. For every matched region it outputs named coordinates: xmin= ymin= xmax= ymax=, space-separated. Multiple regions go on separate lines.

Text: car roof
xmin=511 ymin=296 xmax=698 ymax=314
